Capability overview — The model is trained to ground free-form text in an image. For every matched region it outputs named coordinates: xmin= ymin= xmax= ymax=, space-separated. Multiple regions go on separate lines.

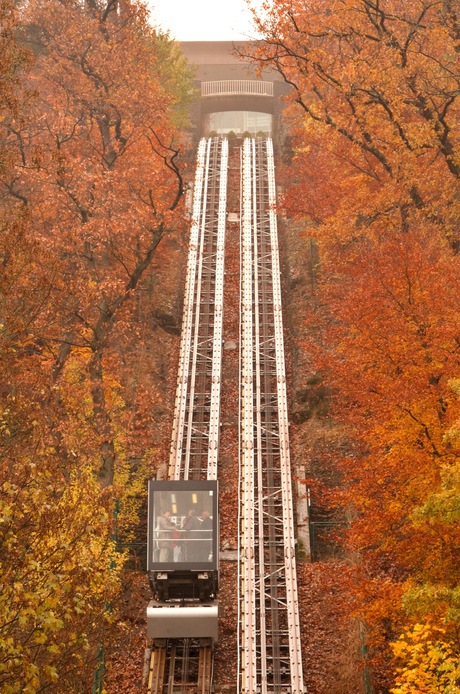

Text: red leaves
xmin=297 ymin=561 xmax=365 ymax=694
xmin=0 ymin=1 xmax=192 ymax=688
xmin=248 ymin=0 xmax=460 ymax=687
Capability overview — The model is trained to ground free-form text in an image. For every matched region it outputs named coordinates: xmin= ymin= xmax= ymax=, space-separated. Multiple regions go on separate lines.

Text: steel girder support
xmin=239 ymin=137 xmax=258 ymax=694
xmin=168 ymin=138 xmax=227 ymax=482
xmin=266 ymin=138 xmax=305 ymax=692
xmin=169 ymin=138 xmax=208 ymax=481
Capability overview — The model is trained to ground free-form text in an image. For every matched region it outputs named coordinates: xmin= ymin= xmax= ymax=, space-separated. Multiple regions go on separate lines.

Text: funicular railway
xmin=239 ymin=139 xmax=305 ymax=693
xmin=145 ymin=136 xmax=227 ymax=693
xmin=145 ymin=136 xmax=305 ymax=693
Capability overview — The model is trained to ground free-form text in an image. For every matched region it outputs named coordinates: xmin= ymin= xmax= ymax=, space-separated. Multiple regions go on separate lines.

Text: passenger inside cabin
xmin=157 ymin=510 xmax=175 ymax=562
xmin=196 ymin=510 xmax=213 ymax=562
xmin=181 ymin=509 xmax=201 ymax=561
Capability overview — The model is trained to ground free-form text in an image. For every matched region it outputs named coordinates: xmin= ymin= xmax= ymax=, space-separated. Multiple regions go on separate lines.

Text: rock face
xmin=153 ymin=308 xmax=181 ymax=335
xmin=292 ymin=375 xmax=329 ymax=424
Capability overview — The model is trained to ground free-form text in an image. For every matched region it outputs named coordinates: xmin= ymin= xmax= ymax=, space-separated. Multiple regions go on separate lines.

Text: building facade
xmin=180 ymin=41 xmax=290 ymax=146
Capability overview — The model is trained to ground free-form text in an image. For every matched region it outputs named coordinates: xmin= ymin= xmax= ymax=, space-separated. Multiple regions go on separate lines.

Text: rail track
xmin=147 ymin=640 xmax=213 ymax=694
xmin=169 ymin=136 xmax=228 ymax=483
xmin=146 ymin=136 xmax=227 ymax=693
xmin=239 ymin=138 xmax=305 ymax=693
xmin=146 ymin=136 xmax=305 ymax=693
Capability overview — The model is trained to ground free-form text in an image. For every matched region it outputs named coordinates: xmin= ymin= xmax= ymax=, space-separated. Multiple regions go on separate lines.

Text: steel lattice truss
xmin=153 ymin=136 xmax=305 ymax=694
xmin=239 ymin=138 xmax=305 ymax=694
xmin=169 ymin=137 xmax=228 ymax=482
xmin=147 ymin=139 xmax=226 ymax=694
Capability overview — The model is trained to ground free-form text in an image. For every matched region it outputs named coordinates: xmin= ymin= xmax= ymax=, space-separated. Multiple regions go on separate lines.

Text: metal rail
xmin=239 ymin=137 xmax=258 ymax=692
xmin=148 ymin=137 xmax=228 ymax=694
xmin=146 ymin=646 xmax=166 ymax=693
xmin=147 ymin=640 xmax=211 ymax=694
xmin=168 ymin=137 xmax=228 ymax=482
xmin=239 ymin=138 xmax=306 ymax=693
xmin=149 ymin=136 xmax=305 ymax=694
xmin=197 ymin=645 xmax=213 ymax=693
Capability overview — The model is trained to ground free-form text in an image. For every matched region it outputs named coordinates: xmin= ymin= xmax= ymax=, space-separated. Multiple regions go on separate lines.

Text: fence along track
xmin=239 ymin=137 xmax=305 ymax=693
xmin=147 ymin=137 xmax=227 ymax=694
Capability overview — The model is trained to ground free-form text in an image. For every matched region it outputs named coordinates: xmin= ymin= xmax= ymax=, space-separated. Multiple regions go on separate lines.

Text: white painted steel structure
xmin=201 ymin=80 xmax=274 ymax=98
xmin=148 ymin=138 xmax=227 ymax=694
xmin=168 ymin=137 xmax=228 ymax=482
xmin=238 ymin=138 xmax=306 ymax=693
xmin=149 ymin=136 xmax=305 ymax=694
xmin=239 ymin=138 xmax=258 ymax=693
xmin=168 ymin=138 xmax=206 ymax=481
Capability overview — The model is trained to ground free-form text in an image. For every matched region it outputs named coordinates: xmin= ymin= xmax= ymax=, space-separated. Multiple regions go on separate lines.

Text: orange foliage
xmin=248 ymin=0 xmax=460 ymax=688
xmin=4 ymin=0 xmax=187 ymax=486
xmin=0 ymin=0 xmax=190 ymax=689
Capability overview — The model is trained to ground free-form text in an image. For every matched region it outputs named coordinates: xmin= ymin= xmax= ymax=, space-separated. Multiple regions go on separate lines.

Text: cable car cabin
xmin=147 ymin=479 xmax=219 ymax=603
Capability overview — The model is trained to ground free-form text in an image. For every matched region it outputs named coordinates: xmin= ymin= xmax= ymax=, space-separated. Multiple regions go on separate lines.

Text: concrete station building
xmin=180 ymin=41 xmax=290 ymax=147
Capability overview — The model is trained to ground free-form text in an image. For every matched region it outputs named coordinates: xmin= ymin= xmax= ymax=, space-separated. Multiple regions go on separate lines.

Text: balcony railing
xmin=201 ymin=80 xmax=274 ymax=98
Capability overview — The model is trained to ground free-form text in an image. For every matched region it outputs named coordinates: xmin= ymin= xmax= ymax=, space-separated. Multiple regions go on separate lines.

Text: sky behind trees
xmin=147 ymin=0 xmax=264 ymax=40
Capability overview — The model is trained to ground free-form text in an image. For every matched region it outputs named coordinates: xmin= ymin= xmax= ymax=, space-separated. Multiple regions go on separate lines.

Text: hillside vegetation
xmin=2 ymin=0 xmax=460 ymax=692
xmin=0 ymin=0 xmax=190 ymax=690
xmin=247 ymin=0 xmax=460 ymax=691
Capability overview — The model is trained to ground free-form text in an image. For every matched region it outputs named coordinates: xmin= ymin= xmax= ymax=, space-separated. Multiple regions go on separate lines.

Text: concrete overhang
xmin=200 ymin=94 xmax=275 ymax=116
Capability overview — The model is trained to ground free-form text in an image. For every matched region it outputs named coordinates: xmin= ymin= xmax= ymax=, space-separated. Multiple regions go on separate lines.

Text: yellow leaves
xmin=0 ymin=2 xmax=189 ymax=692
xmin=411 ymin=449 xmax=460 ymax=529
xmin=253 ymin=1 xmax=460 ymax=688
xmin=391 ymin=623 xmax=460 ymax=694
xmin=17 ymin=613 xmax=29 ymax=628
xmin=44 ymin=664 xmax=58 ymax=681
xmin=391 ymin=637 xmax=408 ymax=660
xmin=33 ymin=631 xmax=48 ymax=646
xmin=0 ymin=502 xmax=13 ymax=525
xmin=0 ymin=461 xmax=122 ymax=690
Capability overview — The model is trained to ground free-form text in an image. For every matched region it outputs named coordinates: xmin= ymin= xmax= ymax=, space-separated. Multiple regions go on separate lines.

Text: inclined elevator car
xmin=146 ymin=479 xmax=219 ymax=642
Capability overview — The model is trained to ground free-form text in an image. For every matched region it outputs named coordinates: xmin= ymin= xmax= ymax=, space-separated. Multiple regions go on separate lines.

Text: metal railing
xmin=201 ymin=80 xmax=274 ymax=98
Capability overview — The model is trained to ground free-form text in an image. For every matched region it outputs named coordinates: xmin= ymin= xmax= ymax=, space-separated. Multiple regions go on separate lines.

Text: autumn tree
xmin=14 ymin=0 xmax=187 ymax=487
xmin=0 ymin=0 xmax=191 ymax=689
xmin=246 ymin=0 xmax=460 ymax=688
xmin=150 ymin=29 xmax=197 ymax=128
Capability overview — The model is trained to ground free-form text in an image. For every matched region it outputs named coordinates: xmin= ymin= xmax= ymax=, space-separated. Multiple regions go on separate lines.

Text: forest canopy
xmin=2 ymin=0 xmax=460 ymax=690
xmin=0 ymin=0 xmax=191 ymax=690
xmin=245 ymin=0 xmax=460 ymax=690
